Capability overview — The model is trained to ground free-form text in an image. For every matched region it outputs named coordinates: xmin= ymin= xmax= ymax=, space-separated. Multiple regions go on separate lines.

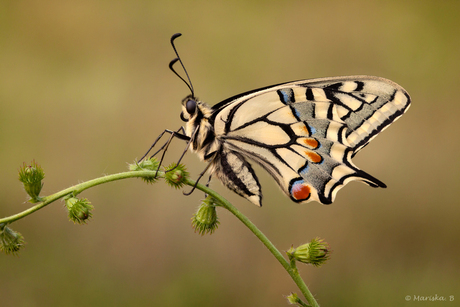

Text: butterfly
xmin=147 ymin=34 xmax=411 ymax=207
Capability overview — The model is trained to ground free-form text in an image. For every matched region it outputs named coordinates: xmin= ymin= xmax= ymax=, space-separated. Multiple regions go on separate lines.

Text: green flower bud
xmin=164 ymin=163 xmax=189 ymax=189
xmin=0 ymin=224 xmax=25 ymax=256
xmin=129 ymin=157 xmax=160 ymax=184
xmin=129 ymin=157 xmax=160 ymax=171
xmin=287 ymin=238 xmax=331 ymax=267
xmin=191 ymin=197 xmax=219 ymax=235
xmin=286 ymin=293 xmax=309 ymax=306
xmin=64 ymin=197 xmax=93 ymax=225
xmin=18 ymin=160 xmax=45 ymax=202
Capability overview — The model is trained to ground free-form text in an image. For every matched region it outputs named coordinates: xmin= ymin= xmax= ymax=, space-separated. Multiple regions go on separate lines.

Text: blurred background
xmin=1 ymin=1 xmax=459 ymax=306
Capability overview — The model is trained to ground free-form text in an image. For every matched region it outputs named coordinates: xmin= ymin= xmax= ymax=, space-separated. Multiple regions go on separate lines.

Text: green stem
xmin=187 ymin=178 xmax=319 ymax=307
xmin=2 ymin=170 xmax=319 ymax=306
xmin=0 ymin=170 xmax=161 ymax=224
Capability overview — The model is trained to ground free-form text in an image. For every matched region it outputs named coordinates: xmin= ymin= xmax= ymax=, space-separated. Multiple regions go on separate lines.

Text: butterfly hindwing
xmin=208 ymin=76 xmax=410 ymax=205
xmin=211 ymin=148 xmax=262 ymax=206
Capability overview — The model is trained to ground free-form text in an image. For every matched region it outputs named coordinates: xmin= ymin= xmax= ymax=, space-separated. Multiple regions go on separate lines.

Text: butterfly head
xmin=180 ymin=94 xmax=197 ymax=122
xmin=180 ymin=95 xmax=213 ymax=126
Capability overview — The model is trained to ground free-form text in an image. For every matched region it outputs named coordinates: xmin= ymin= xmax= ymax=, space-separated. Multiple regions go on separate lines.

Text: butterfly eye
xmin=186 ymin=99 xmax=196 ymax=115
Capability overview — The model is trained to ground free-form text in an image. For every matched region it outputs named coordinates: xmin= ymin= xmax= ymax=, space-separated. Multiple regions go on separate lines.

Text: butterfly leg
xmin=156 ymin=127 xmax=197 ymax=177
xmin=183 ymin=163 xmax=212 ymax=196
xmin=138 ymin=127 xmax=190 ymax=177
xmin=138 ymin=127 xmax=189 ymax=162
xmin=202 ymin=175 xmax=213 ymax=198
xmin=140 ymin=126 xmax=208 ymax=196
xmin=164 ymin=126 xmax=199 ymax=174
xmin=206 ymin=174 xmax=212 ymax=187
xmin=151 ymin=127 xmax=199 ymax=176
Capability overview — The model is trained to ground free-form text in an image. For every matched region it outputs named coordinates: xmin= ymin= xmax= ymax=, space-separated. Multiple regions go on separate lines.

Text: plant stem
xmin=189 ymin=178 xmax=320 ymax=307
xmin=2 ymin=169 xmax=319 ymax=306
xmin=0 ymin=170 xmax=161 ymax=225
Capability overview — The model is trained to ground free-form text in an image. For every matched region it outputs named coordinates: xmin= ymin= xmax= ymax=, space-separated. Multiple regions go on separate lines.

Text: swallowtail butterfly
xmin=148 ymin=34 xmax=411 ymax=207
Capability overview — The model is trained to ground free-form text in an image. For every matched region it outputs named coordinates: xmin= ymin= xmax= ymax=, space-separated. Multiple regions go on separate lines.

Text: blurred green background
xmin=1 ymin=1 xmax=459 ymax=306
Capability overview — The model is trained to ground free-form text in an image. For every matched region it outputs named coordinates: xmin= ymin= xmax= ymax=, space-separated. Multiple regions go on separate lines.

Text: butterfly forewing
xmin=204 ymin=76 xmax=410 ymax=205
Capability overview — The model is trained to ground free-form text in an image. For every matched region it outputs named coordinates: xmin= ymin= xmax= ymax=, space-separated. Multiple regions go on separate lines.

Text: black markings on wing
xmin=212 ymin=148 xmax=262 ymax=206
xmin=209 ymin=76 xmax=410 ymax=205
xmin=277 ymin=88 xmax=295 ymax=104
xmin=297 ymin=78 xmax=411 ymax=153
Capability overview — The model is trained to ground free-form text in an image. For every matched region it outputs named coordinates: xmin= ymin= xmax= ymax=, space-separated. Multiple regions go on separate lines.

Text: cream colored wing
xmin=211 ymin=76 xmax=410 ymax=205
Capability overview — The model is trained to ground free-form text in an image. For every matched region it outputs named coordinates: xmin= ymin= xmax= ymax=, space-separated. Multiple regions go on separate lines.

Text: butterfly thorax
xmin=181 ymin=97 xmax=222 ymax=162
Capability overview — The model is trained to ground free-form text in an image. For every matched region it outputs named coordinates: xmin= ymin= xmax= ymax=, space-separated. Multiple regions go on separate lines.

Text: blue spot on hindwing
xmin=299 ymin=162 xmax=310 ymax=176
xmin=277 ymin=89 xmax=294 ymax=104
xmin=291 ymin=179 xmax=304 ymax=186
xmin=294 ymin=108 xmax=301 ymax=119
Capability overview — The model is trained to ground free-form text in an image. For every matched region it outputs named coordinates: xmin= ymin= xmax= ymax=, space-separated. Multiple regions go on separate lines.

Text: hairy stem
xmin=190 ymin=178 xmax=319 ymax=307
xmin=1 ymin=169 xmax=319 ymax=306
xmin=0 ymin=171 xmax=160 ymax=225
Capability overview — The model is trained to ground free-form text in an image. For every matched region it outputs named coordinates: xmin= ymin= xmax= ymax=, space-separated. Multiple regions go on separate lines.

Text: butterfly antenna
xmin=169 ymin=33 xmax=195 ymax=97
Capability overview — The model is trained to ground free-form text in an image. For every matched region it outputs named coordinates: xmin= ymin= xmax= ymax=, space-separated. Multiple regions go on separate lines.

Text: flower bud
xmin=18 ymin=160 xmax=45 ymax=202
xmin=287 ymin=238 xmax=331 ymax=267
xmin=64 ymin=197 xmax=93 ymax=225
xmin=286 ymin=293 xmax=309 ymax=306
xmin=0 ymin=224 xmax=25 ymax=256
xmin=129 ymin=157 xmax=160 ymax=183
xmin=129 ymin=157 xmax=160 ymax=171
xmin=164 ymin=163 xmax=189 ymax=189
xmin=191 ymin=197 xmax=219 ymax=235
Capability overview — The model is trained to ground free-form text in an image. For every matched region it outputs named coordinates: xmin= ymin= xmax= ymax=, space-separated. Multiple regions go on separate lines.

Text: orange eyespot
xmin=291 ymin=182 xmax=311 ymax=201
